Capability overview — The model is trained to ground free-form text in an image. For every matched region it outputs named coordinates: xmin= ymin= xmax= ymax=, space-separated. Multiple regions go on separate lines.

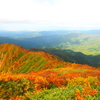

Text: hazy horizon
xmin=0 ymin=0 xmax=100 ymax=31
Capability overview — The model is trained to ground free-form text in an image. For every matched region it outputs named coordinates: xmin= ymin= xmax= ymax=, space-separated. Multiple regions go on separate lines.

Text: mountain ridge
xmin=29 ymin=47 xmax=100 ymax=68
xmin=0 ymin=43 xmax=97 ymax=73
xmin=0 ymin=43 xmax=67 ymax=73
xmin=0 ymin=43 xmax=100 ymax=100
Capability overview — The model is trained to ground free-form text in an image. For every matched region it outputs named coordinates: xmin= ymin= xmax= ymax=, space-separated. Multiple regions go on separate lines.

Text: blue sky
xmin=0 ymin=0 xmax=100 ymax=31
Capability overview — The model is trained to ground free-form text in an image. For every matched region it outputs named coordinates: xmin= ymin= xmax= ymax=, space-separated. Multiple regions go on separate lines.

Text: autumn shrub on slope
xmin=0 ymin=43 xmax=67 ymax=73
xmin=0 ymin=43 xmax=100 ymax=100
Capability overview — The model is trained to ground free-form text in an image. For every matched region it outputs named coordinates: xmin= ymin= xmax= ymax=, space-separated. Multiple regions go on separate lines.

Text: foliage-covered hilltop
xmin=0 ymin=43 xmax=67 ymax=73
xmin=0 ymin=43 xmax=100 ymax=100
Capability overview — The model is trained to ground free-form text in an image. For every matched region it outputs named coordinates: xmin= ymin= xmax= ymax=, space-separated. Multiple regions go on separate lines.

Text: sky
xmin=0 ymin=0 xmax=100 ymax=31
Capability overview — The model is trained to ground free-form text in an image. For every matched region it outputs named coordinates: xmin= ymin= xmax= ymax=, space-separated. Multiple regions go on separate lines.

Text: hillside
xmin=0 ymin=43 xmax=68 ymax=73
xmin=29 ymin=47 xmax=91 ymax=64
xmin=59 ymin=33 xmax=100 ymax=55
xmin=0 ymin=43 xmax=100 ymax=99
xmin=29 ymin=47 xmax=100 ymax=68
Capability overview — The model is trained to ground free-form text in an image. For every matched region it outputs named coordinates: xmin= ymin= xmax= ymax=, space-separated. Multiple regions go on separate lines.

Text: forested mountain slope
xmin=29 ymin=47 xmax=90 ymax=65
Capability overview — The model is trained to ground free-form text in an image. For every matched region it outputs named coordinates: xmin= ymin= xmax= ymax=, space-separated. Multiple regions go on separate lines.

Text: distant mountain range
xmin=0 ymin=30 xmax=100 ymax=68
xmin=0 ymin=30 xmax=100 ymax=38
xmin=0 ymin=30 xmax=100 ymax=55
xmin=21 ymin=33 xmax=100 ymax=55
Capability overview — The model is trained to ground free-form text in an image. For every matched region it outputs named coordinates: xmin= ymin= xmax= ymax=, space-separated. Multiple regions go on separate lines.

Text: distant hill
xmin=0 ymin=37 xmax=31 ymax=48
xmin=0 ymin=30 xmax=100 ymax=38
xmin=24 ymin=33 xmax=100 ymax=55
xmin=0 ymin=30 xmax=71 ymax=38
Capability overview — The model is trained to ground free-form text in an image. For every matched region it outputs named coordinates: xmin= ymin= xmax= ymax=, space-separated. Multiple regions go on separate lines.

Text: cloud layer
xmin=0 ymin=0 xmax=100 ymax=30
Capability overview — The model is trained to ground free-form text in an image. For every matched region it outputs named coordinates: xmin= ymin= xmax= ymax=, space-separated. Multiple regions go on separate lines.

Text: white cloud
xmin=0 ymin=0 xmax=100 ymax=30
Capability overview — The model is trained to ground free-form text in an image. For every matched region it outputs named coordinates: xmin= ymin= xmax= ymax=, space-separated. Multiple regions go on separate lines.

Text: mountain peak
xmin=0 ymin=43 xmax=66 ymax=73
xmin=0 ymin=43 xmax=29 ymax=53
